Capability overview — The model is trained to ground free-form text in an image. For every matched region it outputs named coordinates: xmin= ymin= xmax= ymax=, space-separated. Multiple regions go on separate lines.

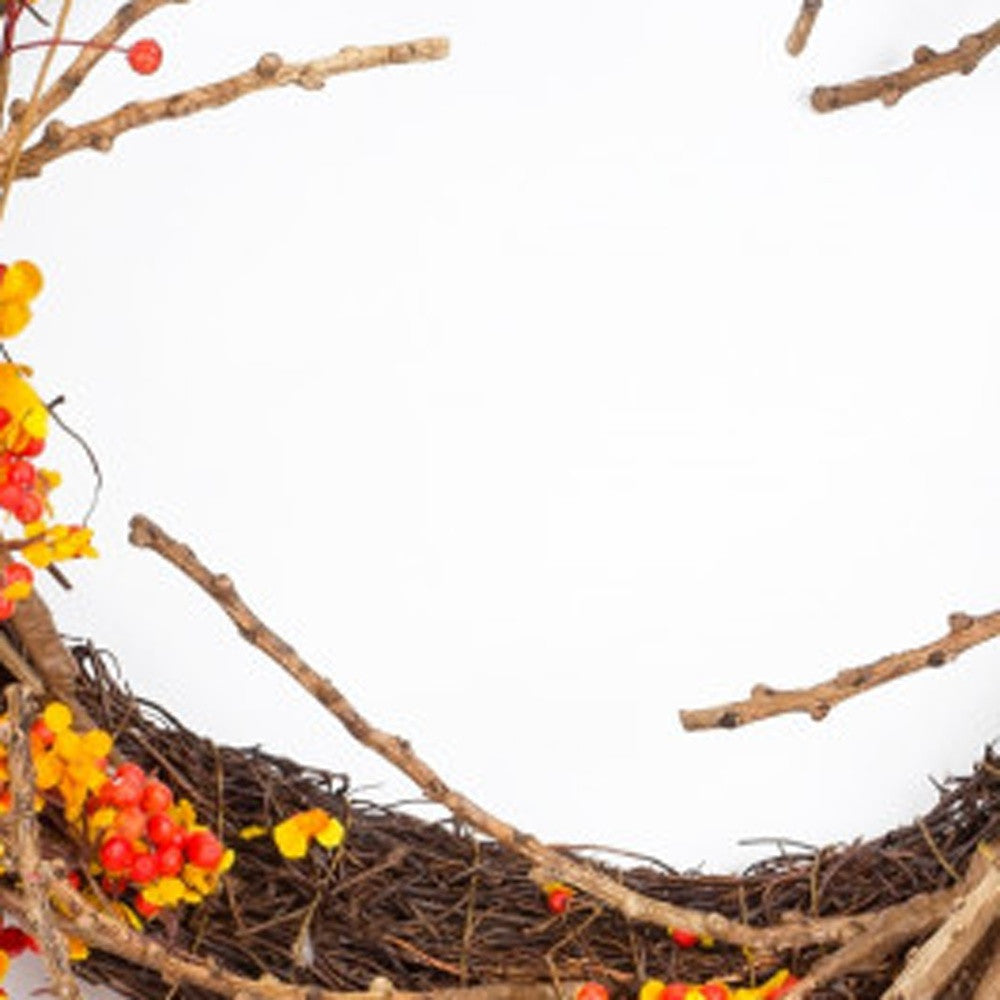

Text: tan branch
xmin=0 ymin=0 xmax=183 ymax=161
xmin=128 ymin=513 xmax=966 ymax=956
xmin=9 ymin=37 xmax=450 ymax=181
xmin=812 ymin=18 xmax=1000 ymax=112
xmin=11 ymin=589 xmax=81 ymax=698
xmin=786 ymin=1 xmax=823 ymax=57
xmin=971 ymin=935 xmax=1000 ymax=1000
xmin=879 ymin=846 xmax=1000 ymax=1000
xmin=679 ymin=608 xmax=1000 ymax=732
xmin=4 ymin=684 xmax=83 ymax=1000
xmin=782 ymin=847 xmax=997 ymax=1000
xmin=0 ymin=878 xmax=580 ymax=1000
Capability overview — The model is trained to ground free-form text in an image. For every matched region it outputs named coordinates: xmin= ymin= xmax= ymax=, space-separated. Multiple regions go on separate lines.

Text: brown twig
xmin=11 ymin=589 xmax=82 ymax=697
xmin=812 ymin=18 xmax=1000 ymax=112
xmin=0 ymin=0 xmax=73 ymax=220
xmin=879 ymin=845 xmax=1000 ymax=1000
xmin=128 ymin=513 xmax=970 ymax=958
xmin=971 ymin=935 xmax=1000 ymax=1000
xmin=679 ymin=607 xmax=1000 ymax=732
xmin=785 ymin=0 xmax=823 ymax=57
xmin=4 ymin=683 xmax=84 ymax=1000
xmin=0 ymin=0 xmax=183 ymax=162
xmin=9 ymin=37 xmax=450 ymax=181
xmin=0 ymin=876 xmax=583 ymax=1000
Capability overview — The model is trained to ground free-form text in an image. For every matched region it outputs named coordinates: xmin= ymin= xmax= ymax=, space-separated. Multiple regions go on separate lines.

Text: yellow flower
xmin=0 ymin=363 xmax=47 ymax=448
xmin=273 ymin=808 xmax=345 ymax=859
xmin=0 ymin=261 xmax=42 ymax=339
xmin=238 ymin=824 xmax=268 ymax=840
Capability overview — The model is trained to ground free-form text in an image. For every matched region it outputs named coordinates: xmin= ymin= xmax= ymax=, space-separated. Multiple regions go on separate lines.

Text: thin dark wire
xmin=46 ymin=394 xmax=103 ymax=525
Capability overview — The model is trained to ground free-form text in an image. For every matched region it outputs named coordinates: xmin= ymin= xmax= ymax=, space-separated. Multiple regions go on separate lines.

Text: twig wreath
xmin=0 ymin=4 xmax=995 ymax=1000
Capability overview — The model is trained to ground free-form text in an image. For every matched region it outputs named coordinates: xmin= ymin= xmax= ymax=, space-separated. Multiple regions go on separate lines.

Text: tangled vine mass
xmin=0 ymin=2 xmax=996 ymax=1000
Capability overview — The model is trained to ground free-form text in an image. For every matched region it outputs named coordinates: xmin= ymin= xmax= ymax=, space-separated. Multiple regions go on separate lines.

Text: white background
xmin=5 ymin=1 xmax=1000 ymax=993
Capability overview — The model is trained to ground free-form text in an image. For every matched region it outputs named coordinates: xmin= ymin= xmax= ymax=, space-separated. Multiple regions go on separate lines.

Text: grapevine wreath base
xmin=0 ymin=518 xmax=995 ymax=1000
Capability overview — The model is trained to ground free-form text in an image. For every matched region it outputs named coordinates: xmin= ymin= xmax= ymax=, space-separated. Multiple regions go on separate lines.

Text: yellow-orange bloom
xmin=0 ymin=262 xmax=42 ymax=339
xmin=273 ymin=808 xmax=345 ymax=859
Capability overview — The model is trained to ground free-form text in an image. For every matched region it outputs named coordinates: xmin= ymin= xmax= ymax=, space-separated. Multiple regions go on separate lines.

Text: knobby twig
xmin=879 ymin=846 xmax=1000 ymax=1000
xmin=680 ymin=608 xmax=1000 ymax=732
xmin=7 ymin=37 xmax=450 ymax=182
xmin=786 ymin=1 xmax=823 ymax=57
xmin=812 ymin=18 xmax=1000 ymax=112
xmin=0 ymin=0 xmax=183 ymax=164
xmin=0 ymin=0 xmax=73 ymax=220
xmin=4 ymin=683 xmax=84 ymax=1000
xmin=782 ymin=860 xmax=981 ymax=999
xmin=0 ymin=876 xmax=582 ymax=1000
xmin=128 ymin=513 xmax=971 ymax=958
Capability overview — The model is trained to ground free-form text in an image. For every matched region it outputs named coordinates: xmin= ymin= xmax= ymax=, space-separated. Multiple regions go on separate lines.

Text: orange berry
xmin=141 ymin=779 xmax=173 ymax=814
xmin=574 ymin=984 xmax=608 ymax=1000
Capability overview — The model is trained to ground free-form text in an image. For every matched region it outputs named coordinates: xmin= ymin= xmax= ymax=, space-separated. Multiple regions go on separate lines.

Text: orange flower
xmin=273 ymin=808 xmax=345 ymax=859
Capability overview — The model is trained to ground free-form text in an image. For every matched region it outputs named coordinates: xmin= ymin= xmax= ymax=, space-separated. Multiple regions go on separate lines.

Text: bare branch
xmin=9 ymin=37 xmax=450 ymax=181
xmin=680 ymin=608 xmax=1000 ymax=732
xmin=0 ymin=0 xmax=183 ymax=161
xmin=0 ymin=877 xmax=582 ymax=1000
xmin=782 ymin=846 xmax=996 ymax=1000
xmin=812 ymin=18 xmax=1000 ymax=112
xmin=4 ymin=684 xmax=84 ymax=1000
xmin=880 ymin=846 xmax=1000 ymax=1000
xmin=128 ymin=513 xmax=970 ymax=956
xmin=786 ymin=1 xmax=823 ymax=57
xmin=971 ymin=936 xmax=1000 ymax=1000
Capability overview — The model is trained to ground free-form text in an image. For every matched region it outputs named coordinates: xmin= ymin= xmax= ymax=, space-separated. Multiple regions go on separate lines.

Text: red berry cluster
xmin=0 ymin=448 xmax=46 ymax=524
xmin=88 ymin=762 xmax=227 ymax=919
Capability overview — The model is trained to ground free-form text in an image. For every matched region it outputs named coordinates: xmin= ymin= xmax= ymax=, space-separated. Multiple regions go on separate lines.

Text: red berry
xmin=99 ymin=836 xmax=135 ymax=873
xmin=0 ymin=596 xmax=15 ymax=620
xmin=17 ymin=437 xmax=44 ymax=457
xmin=0 ymin=407 xmax=10 ymax=429
xmin=127 ymin=38 xmax=162 ymax=74
xmin=0 ymin=483 xmax=22 ymax=511
xmin=155 ymin=844 xmax=184 ymax=877
xmin=0 ymin=926 xmax=38 ymax=956
xmin=670 ymin=927 xmax=700 ymax=949
xmin=5 ymin=562 xmax=32 ymax=585
xmin=116 ymin=762 xmax=146 ymax=784
xmin=129 ymin=853 xmax=159 ymax=885
xmin=66 ymin=871 xmax=82 ymax=889
xmin=546 ymin=887 xmax=572 ymax=915
xmin=701 ymin=985 xmax=730 ymax=1000
xmin=14 ymin=492 xmax=43 ymax=524
xmin=133 ymin=892 xmax=161 ymax=919
xmin=141 ymin=779 xmax=173 ymax=815
xmin=8 ymin=459 xmax=34 ymax=488
xmin=185 ymin=830 xmax=223 ymax=870
xmin=147 ymin=812 xmax=178 ymax=847
xmin=574 ymin=985 xmax=608 ymax=1000
xmin=659 ymin=986 xmax=690 ymax=1000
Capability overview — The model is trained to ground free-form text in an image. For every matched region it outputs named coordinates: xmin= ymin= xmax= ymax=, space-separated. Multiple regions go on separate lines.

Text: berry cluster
xmin=640 ymin=970 xmax=799 ymax=1000
xmin=1 ymin=702 xmax=233 ymax=928
xmin=0 ymin=919 xmax=40 ymax=998
xmin=0 ymin=265 xmax=100 ymax=619
xmin=88 ymin=759 xmax=232 ymax=918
